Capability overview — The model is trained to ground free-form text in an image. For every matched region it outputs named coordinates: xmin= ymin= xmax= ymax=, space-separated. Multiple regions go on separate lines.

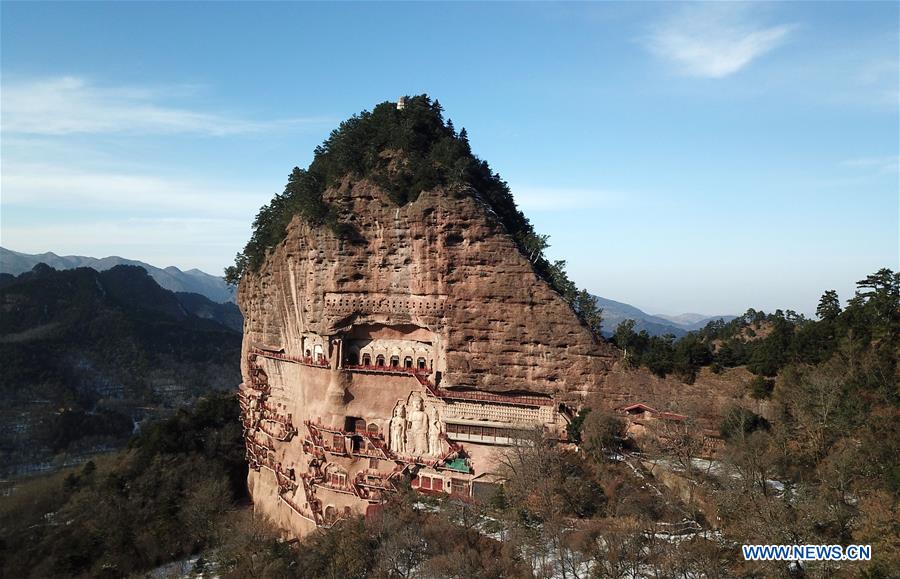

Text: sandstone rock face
xmin=240 ymin=180 xmax=617 ymax=395
xmin=238 ymin=179 xmax=618 ymax=537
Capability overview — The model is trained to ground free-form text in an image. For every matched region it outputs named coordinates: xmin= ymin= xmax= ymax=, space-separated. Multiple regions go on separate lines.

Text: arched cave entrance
xmin=345 ymin=416 xmax=366 ymax=433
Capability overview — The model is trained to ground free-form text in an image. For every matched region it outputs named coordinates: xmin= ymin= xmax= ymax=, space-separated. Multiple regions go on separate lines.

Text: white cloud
xmin=512 ymin=186 xmax=627 ymax=211
xmin=840 ymin=155 xmax=900 ymax=173
xmin=1 ymin=161 xmax=272 ymax=217
xmin=857 ymin=58 xmax=899 ymax=86
xmin=644 ymin=4 xmax=794 ymax=79
xmin=0 ymin=159 xmax=269 ymax=273
xmin=1 ymin=76 xmax=325 ymax=136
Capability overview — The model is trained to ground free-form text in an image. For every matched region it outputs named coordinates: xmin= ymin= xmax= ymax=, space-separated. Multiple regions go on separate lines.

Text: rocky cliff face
xmin=236 ymin=98 xmax=620 ymax=538
xmin=238 ymin=178 xmax=617 ymax=399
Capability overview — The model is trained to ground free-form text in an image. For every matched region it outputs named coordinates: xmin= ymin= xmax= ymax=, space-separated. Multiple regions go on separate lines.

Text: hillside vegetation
xmin=0 ymin=394 xmax=247 ymax=577
xmin=0 ymin=264 xmax=241 ymax=476
xmin=599 ymin=268 xmax=899 ymax=576
xmin=612 ymin=268 xmax=898 ymax=389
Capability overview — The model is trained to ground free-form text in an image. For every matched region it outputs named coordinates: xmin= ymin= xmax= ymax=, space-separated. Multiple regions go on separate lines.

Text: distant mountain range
xmin=592 ymin=295 xmax=735 ymax=338
xmin=652 ymin=312 xmax=722 ymax=328
xmin=0 ymin=247 xmax=235 ymax=304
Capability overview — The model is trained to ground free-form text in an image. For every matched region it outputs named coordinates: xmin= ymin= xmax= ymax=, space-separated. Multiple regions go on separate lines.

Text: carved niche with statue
xmin=388 ymin=392 xmax=445 ymax=458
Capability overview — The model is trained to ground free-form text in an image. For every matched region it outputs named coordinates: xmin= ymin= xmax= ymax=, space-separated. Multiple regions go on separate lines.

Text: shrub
xmin=749 ymin=375 xmax=775 ymax=399
xmin=720 ymin=406 xmax=770 ymax=441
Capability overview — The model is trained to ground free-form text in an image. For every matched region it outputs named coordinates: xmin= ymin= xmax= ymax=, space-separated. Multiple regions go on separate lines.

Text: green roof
xmin=443 ymin=458 xmax=471 ymax=473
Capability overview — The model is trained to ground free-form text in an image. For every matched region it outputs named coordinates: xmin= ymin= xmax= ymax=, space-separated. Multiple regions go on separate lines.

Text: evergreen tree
xmin=816 ymin=290 xmax=841 ymax=320
xmin=573 ymin=290 xmax=603 ymax=338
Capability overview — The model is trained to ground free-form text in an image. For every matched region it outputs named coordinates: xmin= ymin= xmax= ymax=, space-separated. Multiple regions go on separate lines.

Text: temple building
xmin=239 ymin=313 xmax=578 ymax=534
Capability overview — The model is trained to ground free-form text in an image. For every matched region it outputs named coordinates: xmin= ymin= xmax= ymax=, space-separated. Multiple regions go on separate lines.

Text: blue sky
xmin=2 ymin=1 xmax=897 ymax=316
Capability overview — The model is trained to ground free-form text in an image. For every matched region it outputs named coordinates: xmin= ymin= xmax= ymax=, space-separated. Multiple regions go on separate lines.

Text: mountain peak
xmin=229 ymin=95 xmax=575 ymax=308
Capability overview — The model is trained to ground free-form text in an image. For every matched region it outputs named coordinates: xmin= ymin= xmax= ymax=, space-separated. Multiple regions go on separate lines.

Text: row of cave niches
xmin=239 ymin=351 xmax=472 ymax=529
xmin=344 ymin=351 xmax=431 ymax=371
xmin=290 ymin=346 xmax=437 ymax=375
xmin=292 ymin=344 xmax=431 ymax=370
xmin=323 ymin=296 xmax=454 ymax=315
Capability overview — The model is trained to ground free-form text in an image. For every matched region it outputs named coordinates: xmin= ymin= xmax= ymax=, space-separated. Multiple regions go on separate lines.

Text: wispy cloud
xmin=644 ymin=4 xmax=794 ymax=79
xmin=857 ymin=59 xmax=899 ymax=85
xmin=1 ymin=161 xmax=271 ymax=216
xmin=856 ymin=58 xmax=900 ymax=107
xmin=0 ymin=155 xmax=272 ymax=273
xmin=512 ymin=186 xmax=628 ymax=211
xmin=840 ymin=155 xmax=900 ymax=174
xmin=1 ymin=76 xmax=326 ymax=136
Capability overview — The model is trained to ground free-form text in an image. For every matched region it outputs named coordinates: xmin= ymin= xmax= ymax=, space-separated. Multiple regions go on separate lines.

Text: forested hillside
xmin=600 ymin=268 xmax=899 ymax=576
xmin=611 ymin=268 xmax=897 ymax=387
xmin=0 ymin=394 xmax=247 ymax=577
xmin=0 ymin=264 xmax=241 ymax=477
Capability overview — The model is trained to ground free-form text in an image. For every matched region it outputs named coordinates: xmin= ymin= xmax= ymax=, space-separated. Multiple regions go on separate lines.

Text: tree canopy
xmin=612 ymin=268 xmax=898 ymax=390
